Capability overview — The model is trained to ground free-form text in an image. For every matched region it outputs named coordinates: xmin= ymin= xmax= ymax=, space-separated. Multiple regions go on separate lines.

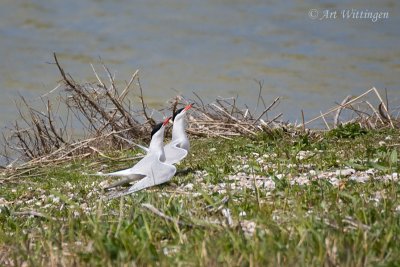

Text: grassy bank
xmin=1 ymin=125 xmax=400 ymax=266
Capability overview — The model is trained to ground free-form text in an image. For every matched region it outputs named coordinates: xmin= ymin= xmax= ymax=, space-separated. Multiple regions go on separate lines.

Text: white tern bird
xmin=97 ymin=117 xmax=176 ymax=196
xmin=133 ymin=103 xmax=193 ymax=165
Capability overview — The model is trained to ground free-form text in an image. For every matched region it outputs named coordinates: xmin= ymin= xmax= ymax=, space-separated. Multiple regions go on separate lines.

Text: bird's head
xmin=150 ymin=117 xmax=171 ymax=139
xmin=172 ymin=103 xmax=193 ymax=122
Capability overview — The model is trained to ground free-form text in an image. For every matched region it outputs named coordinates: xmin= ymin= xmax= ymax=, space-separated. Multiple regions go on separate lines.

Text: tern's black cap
xmin=172 ymin=108 xmax=184 ymax=121
xmin=150 ymin=122 xmax=163 ymax=138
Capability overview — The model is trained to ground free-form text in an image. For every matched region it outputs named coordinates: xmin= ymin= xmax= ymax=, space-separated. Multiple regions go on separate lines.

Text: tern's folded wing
xmin=106 ymin=161 xmax=176 ymax=198
xmin=127 ymin=161 xmax=176 ymax=194
xmin=96 ymin=153 xmax=158 ymax=178
xmin=100 ymin=154 xmax=160 ymax=190
xmin=128 ymin=153 xmax=161 ymax=175
xmin=164 ymin=142 xmax=188 ymax=165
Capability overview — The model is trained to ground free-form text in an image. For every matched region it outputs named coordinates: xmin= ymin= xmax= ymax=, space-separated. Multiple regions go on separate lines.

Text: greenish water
xmin=0 ymin=0 xmax=399 ymax=125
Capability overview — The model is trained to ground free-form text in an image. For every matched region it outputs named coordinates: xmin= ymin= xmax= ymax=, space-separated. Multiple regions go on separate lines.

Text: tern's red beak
xmin=184 ymin=103 xmax=193 ymax=111
xmin=163 ymin=117 xmax=171 ymax=126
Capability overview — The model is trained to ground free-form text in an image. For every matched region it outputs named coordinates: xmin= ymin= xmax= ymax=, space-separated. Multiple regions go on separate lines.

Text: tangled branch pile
xmin=1 ymin=54 xmax=283 ymax=169
xmin=0 ymin=53 xmax=398 ymax=172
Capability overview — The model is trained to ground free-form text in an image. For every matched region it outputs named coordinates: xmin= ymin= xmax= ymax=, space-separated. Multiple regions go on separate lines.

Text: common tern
xmin=133 ymin=103 xmax=193 ymax=164
xmin=97 ymin=117 xmax=176 ymax=196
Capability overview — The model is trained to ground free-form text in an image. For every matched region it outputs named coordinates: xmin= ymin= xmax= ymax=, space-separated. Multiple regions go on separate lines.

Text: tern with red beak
xmin=133 ymin=103 xmax=193 ymax=164
xmin=164 ymin=103 xmax=193 ymax=164
xmin=96 ymin=117 xmax=176 ymax=195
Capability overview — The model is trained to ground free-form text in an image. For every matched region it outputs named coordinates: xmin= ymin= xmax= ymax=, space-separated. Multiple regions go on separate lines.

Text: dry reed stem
xmin=320 ymin=111 xmax=331 ymax=130
xmin=304 ymin=88 xmax=375 ymax=126
xmin=334 ymin=95 xmax=352 ymax=128
xmin=304 ymin=87 xmax=398 ymax=129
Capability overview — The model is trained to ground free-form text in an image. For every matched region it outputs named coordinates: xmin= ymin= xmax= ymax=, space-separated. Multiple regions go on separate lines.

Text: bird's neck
xmin=149 ymin=132 xmax=166 ymax=160
xmin=172 ymin=118 xmax=187 ymax=142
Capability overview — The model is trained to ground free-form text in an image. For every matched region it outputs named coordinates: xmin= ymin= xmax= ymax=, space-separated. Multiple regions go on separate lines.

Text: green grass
xmin=1 ymin=126 xmax=400 ymax=266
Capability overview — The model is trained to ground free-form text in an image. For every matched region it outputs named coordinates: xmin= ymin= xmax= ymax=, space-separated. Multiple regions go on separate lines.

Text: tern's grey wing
xmin=104 ymin=174 xmax=145 ymax=190
xmin=100 ymin=154 xmax=161 ymax=190
xmin=108 ymin=161 xmax=176 ymax=199
xmin=96 ymin=154 xmax=159 ymax=180
xmin=164 ymin=142 xmax=188 ymax=165
xmin=96 ymin=168 xmax=143 ymax=178
xmin=127 ymin=161 xmax=176 ymax=194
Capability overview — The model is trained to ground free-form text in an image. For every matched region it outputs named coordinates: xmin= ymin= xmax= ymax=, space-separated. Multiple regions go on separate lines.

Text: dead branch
xmin=334 ymin=95 xmax=352 ymax=128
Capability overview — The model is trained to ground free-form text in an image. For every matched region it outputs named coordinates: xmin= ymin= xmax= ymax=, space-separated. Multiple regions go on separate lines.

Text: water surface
xmin=0 ymin=0 xmax=399 ymax=125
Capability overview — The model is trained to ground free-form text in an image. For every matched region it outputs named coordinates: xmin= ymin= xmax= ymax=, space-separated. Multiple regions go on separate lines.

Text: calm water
xmin=0 ymin=0 xmax=399 ymax=125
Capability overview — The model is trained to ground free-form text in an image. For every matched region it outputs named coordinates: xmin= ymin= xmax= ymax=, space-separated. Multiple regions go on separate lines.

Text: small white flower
xmin=184 ymin=183 xmax=194 ymax=191
xmin=395 ymin=205 xmax=400 ymax=213
xmin=0 ymin=198 xmax=7 ymax=205
xmin=350 ymin=174 xmax=369 ymax=183
xmin=98 ymin=181 xmax=109 ymax=188
xmin=163 ymin=246 xmax=179 ymax=256
xmin=240 ymin=220 xmax=256 ymax=238
xmin=290 ymin=176 xmax=310 ymax=186
xmin=221 ymin=208 xmax=233 ymax=227
xmin=336 ymin=168 xmax=355 ymax=177
xmin=296 ymin=151 xmax=314 ymax=160
xmin=329 ymin=177 xmax=340 ymax=186
xmin=262 ymin=180 xmax=276 ymax=190
xmin=52 ymin=196 xmax=60 ymax=204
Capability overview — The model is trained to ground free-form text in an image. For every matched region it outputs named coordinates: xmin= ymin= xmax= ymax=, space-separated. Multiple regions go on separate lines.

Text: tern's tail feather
xmin=107 ymin=178 xmax=153 ymax=198
xmin=104 ymin=174 xmax=145 ymax=190
xmin=105 ymin=189 xmax=131 ymax=199
xmin=106 ymin=176 xmax=161 ymax=199
xmin=114 ymin=135 xmax=149 ymax=153
xmin=127 ymin=177 xmax=155 ymax=194
xmin=95 ymin=168 xmax=136 ymax=177
xmin=134 ymin=143 xmax=150 ymax=153
xmin=95 ymin=169 xmax=145 ymax=190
